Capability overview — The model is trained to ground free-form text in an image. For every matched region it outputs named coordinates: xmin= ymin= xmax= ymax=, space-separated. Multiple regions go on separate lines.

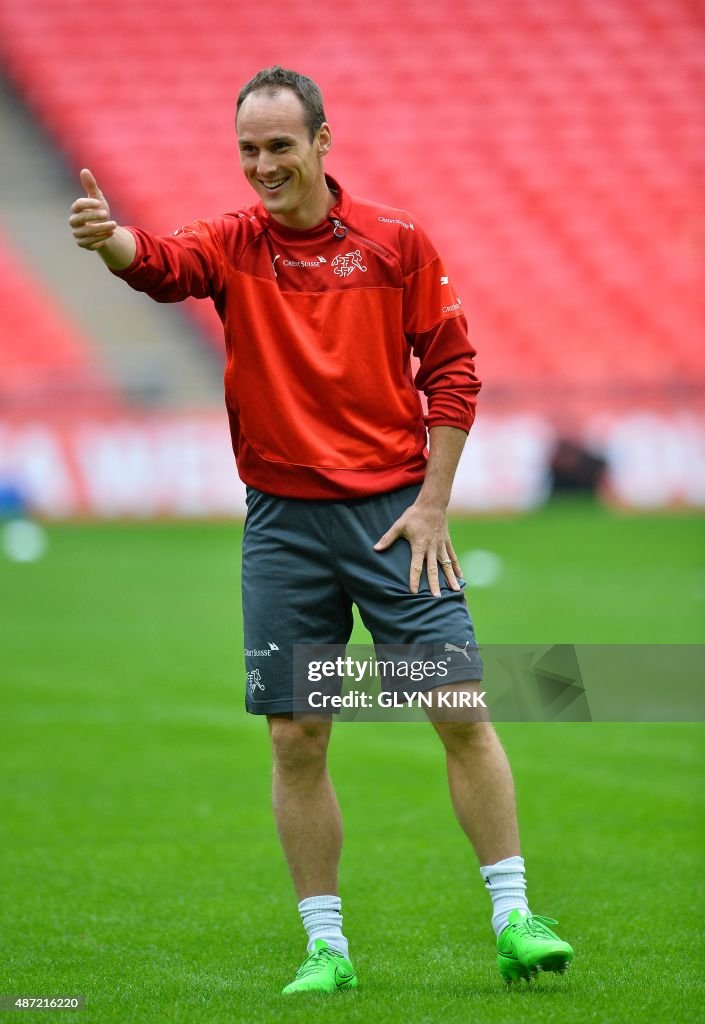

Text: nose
xmin=257 ymin=152 xmax=278 ymax=179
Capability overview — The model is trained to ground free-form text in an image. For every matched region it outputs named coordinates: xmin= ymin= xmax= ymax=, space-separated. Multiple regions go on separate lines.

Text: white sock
xmin=480 ymin=855 xmax=530 ymax=936
xmin=298 ymin=895 xmax=349 ymax=958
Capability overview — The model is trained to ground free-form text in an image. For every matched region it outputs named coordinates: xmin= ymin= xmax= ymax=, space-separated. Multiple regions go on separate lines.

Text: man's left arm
xmin=374 ymin=221 xmax=480 ymax=596
xmin=374 ymin=425 xmax=467 ymax=597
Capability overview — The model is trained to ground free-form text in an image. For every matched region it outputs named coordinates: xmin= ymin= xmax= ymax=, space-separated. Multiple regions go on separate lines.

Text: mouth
xmin=259 ymin=176 xmax=290 ymax=193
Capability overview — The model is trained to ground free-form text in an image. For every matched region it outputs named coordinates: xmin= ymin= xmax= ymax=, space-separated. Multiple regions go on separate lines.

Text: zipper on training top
xmin=330 ymin=217 xmax=397 ymax=265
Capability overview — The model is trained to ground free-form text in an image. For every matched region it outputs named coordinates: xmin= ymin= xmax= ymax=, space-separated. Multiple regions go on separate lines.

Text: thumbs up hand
xmin=69 ymin=168 xmax=118 ymax=250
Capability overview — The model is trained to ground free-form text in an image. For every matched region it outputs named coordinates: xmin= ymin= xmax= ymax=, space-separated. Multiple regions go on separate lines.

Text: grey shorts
xmin=242 ymin=484 xmax=482 ymax=715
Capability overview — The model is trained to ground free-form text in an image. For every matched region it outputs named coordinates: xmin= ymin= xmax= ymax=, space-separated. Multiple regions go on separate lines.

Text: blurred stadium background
xmin=1 ymin=3 xmax=704 ymax=1022
xmin=0 ymin=0 xmax=703 ymax=516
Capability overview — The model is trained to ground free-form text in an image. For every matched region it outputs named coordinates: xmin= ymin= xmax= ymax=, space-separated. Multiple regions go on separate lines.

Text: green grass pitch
xmin=1 ymin=499 xmax=704 ymax=1023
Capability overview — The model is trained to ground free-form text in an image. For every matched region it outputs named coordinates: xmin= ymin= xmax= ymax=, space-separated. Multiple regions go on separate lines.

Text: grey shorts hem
xmin=246 ymin=699 xmax=334 ymax=717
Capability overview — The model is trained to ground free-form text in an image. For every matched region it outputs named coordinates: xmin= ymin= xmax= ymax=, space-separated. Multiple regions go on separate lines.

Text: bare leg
xmin=426 ymin=685 xmax=520 ymax=864
xmin=268 ymin=714 xmax=342 ymax=899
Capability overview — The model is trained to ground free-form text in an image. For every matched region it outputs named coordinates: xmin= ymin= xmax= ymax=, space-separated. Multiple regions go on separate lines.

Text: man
xmin=70 ymin=66 xmax=573 ymax=993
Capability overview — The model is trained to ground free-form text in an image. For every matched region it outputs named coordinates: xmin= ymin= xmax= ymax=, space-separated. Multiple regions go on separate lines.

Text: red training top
xmin=112 ymin=175 xmax=481 ymax=499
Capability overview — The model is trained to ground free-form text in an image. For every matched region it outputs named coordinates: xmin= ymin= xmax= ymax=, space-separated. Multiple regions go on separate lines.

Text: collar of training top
xmin=256 ymin=174 xmax=351 ymax=241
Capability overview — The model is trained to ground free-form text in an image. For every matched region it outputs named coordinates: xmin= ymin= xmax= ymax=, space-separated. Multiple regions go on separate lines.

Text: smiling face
xmin=237 ymin=88 xmax=333 ymax=230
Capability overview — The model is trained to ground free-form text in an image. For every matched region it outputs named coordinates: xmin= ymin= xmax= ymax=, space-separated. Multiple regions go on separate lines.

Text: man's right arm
xmin=69 ymin=168 xmax=136 ymax=269
xmin=69 ymin=168 xmax=225 ymax=301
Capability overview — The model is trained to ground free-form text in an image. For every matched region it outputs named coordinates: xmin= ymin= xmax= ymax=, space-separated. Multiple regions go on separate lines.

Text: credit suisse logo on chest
xmin=272 ymin=250 xmax=368 ymax=278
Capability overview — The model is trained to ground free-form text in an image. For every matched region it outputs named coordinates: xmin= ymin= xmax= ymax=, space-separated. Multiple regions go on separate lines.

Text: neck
xmin=271 ymin=177 xmax=336 ymax=231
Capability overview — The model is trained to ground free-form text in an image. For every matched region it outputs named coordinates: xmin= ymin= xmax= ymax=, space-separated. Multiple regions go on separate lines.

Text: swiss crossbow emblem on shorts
xmin=247 ymin=668 xmax=265 ymax=695
xmin=331 ymin=250 xmax=367 ymax=277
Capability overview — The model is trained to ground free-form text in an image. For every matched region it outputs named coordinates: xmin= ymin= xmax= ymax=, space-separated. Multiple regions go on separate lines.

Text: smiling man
xmin=69 ymin=65 xmax=573 ymax=994
xmin=238 ymin=85 xmax=333 ymax=227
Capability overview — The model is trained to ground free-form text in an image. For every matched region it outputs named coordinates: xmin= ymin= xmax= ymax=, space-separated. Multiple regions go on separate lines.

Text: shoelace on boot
xmin=513 ymin=915 xmax=560 ymax=939
xmin=295 ymin=947 xmax=342 ymax=979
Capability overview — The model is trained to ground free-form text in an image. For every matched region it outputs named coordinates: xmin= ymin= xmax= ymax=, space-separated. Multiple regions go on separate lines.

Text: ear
xmin=317 ymin=122 xmax=332 ymax=157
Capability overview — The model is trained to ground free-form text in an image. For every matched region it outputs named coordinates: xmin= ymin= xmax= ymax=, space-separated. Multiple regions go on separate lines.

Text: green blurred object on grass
xmin=1 ymin=498 xmax=703 ymax=1023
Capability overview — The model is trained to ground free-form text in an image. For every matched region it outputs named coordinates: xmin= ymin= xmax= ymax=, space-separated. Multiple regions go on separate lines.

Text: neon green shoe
xmin=497 ymin=910 xmax=574 ymax=982
xmin=282 ymin=939 xmax=358 ymax=995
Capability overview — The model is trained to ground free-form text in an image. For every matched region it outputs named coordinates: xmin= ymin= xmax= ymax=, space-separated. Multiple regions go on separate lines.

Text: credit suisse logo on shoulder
xmin=378 ymin=216 xmax=414 ymax=230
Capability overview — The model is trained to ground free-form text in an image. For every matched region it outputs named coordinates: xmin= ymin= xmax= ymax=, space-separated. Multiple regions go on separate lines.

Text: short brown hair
xmin=237 ymin=66 xmax=326 ymax=140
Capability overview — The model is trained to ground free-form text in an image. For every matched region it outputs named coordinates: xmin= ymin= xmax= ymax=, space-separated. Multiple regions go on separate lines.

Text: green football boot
xmin=496 ymin=910 xmax=574 ymax=982
xmin=282 ymin=939 xmax=358 ymax=995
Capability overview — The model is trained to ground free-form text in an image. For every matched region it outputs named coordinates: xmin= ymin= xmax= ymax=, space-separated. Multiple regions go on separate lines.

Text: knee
xmin=435 ymin=720 xmax=496 ymax=758
xmin=269 ymin=717 xmax=330 ymax=774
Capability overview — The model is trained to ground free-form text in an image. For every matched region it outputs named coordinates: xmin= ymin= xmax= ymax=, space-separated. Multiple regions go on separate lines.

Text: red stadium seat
xmin=0 ymin=0 xmax=702 ymax=401
xmin=0 ymin=231 xmax=118 ymax=409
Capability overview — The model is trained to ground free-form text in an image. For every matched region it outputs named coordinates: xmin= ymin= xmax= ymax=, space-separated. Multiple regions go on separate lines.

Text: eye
xmin=273 ymin=142 xmax=290 ymax=152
